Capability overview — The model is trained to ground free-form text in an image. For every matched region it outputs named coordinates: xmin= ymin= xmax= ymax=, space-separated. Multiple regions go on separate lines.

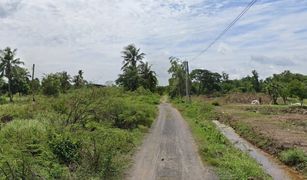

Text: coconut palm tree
xmin=121 ymin=44 xmax=145 ymax=70
xmin=73 ymin=70 xmax=86 ymax=88
xmin=0 ymin=47 xmax=24 ymax=102
xmin=139 ymin=62 xmax=158 ymax=92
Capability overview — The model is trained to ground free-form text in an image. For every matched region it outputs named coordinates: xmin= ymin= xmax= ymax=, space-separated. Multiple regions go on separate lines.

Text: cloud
xmin=0 ymin=0 xmax=23 ymax=18
xmin=0 ymin=0 xmax=307 ymax=85
xmin=217 ymin=42 xmax=232 ymax=55
xmin=250 ymin=55 xmax=296 ymax=67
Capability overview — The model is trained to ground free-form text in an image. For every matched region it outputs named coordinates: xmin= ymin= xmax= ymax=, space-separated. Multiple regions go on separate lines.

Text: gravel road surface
xmin=126 ymin=103 xmax=217 ymax=180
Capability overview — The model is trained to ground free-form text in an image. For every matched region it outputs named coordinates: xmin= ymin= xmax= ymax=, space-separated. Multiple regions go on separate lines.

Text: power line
xmin=190 ymin=0 xmax=258 ymax=62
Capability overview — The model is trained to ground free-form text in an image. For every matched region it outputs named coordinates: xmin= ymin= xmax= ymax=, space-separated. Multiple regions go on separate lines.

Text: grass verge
xmin=0 ymin=87 xmax=159 ymax=179
xmin=172 ymin=99 xmax=271 ymax=180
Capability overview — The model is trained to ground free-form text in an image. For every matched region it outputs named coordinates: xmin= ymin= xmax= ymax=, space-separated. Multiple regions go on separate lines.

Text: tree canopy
xmin=0 ymin=47 xmax=25 ymax=102
xmin=116 ymin=44 xmax=157 ymax=92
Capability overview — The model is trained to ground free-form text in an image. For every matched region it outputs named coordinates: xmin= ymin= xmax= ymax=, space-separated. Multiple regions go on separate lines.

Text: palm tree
xmin=73 ymin=70 xmax=85 ymax=88
xmin=0 ymin=47 xmax=24 ymax=102
xmin=139 ymin=62 xmax=158 ymax=92
xmin=121 ymin=44 xmax=145 ymax=70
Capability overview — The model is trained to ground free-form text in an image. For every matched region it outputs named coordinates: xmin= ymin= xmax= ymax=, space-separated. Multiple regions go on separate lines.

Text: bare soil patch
xmin=215 ymin=104 xmax=307 ymax=176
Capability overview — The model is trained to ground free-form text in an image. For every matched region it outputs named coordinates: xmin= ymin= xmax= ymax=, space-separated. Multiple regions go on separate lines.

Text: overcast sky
xmin=1 ymin=0 xmax=307 ymax=85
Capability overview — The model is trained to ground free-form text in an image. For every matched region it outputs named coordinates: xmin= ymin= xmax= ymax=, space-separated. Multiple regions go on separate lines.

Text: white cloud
xmin=0 ymin=0 xmax=307 ymax=85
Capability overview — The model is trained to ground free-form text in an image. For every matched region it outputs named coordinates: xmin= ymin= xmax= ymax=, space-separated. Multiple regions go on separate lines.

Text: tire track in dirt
xmin=126 ymin=103 xmax=217 ymax=180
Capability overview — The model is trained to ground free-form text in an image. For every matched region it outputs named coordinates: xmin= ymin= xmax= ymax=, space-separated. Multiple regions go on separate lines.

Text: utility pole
xmin=183 ymin=61 xmax=190 ymax=102
xmin=32 ymin=64 xmax=35 ymax=102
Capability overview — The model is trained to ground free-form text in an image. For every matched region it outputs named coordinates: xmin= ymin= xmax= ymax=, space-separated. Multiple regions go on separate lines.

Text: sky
xmin=0 ymin=0 xmax=307 ymax=85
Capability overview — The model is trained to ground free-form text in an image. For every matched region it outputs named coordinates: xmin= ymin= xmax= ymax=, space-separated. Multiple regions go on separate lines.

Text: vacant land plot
xmin=215 ymin=103 xmax=307 ymax=177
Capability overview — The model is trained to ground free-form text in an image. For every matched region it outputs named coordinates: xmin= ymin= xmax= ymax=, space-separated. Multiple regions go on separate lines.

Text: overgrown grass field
xmin=0 ymin=87 xmax=159 ymax=179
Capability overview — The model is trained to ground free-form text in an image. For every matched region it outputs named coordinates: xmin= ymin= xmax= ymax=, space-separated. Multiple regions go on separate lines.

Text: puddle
xmin=213 ymin=120 xmax=304 ymax=180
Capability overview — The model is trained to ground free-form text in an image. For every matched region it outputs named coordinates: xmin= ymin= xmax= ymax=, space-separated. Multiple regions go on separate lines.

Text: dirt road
xmin=126 ymin=103 xmax=217 ymax=180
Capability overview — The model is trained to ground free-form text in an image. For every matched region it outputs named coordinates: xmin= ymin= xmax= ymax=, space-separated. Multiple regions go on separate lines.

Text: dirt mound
xmin=224 ymin=92 xmax=271 ymax=104
xmin=283 ymin=106 xmax=307 ymax=115
xmin=244 ymin=106 xmax=307 ymax=115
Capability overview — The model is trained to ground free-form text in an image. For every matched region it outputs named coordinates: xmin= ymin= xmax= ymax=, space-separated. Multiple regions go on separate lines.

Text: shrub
xmin=0 ymin=120 xmax=69 ymax=179
xmin=79 ymin=127 xmax=135 ymax=179
xmin=49 ymin=135 xmax=81 ymax=165
xmin=212 ymin=101 xmax=220 ymax=106
xmin=42 ymin=74 xmax=61 ymax=96
xmin=0 ymin=96 xmax=7 ymax=104
xmin=279 ymin=149 xmax=307 ymax=167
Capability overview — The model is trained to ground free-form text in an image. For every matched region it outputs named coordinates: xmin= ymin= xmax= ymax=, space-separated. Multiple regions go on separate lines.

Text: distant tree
xmin=139 ymin=62 xmax=158 ymax=92
xmin=266 ymin=70 xmax=307 ymax=104
xmin=117 ymin=44 xmax=157 ymax=92
xmin=289 ymin=80 xmax=307 ymax=106
xmin=116 ymin=66 xmax=140 ymax=91
xmin=42 ymin=74 xmax=61 ymax=96
xmin=11 ymin=66 xmax=31 ymax=95
xmin=31 ymin=78 xmax=40 ymax=94
xmin=56 ymin=71 xmax=71 ymax=92
xmin=156 ymin=86 xmax=167 ymax=96
xmin=0 ymin=78 xmax=6 ymax=95
xmin=278 ymin=83 xmax=290 ymax=104
xmin=0 ymin=47 xmax=24 ymax=102
xmin=220 ymin=72 xmax=236 ymax=93
xmin=221 ymin=72 xmax=229 ymax=81
xmin=168 ymin=57 xmax=187 ymax=98
xmin=265 ymin=78 xmax=279 ymax=104
xmin=73 ymin=70 xmax=86 ymax=88
xmin=252 ymin=70 xmax=261 ymax=92
xmin=190 ymin=69 xmax=221 ymax=95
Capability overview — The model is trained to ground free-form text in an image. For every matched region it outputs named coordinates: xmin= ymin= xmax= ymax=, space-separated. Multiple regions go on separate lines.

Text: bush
xmin=279 ymin=149 xmax=307 ymax=167
xmin=78 ymin=127 xmax=135 ymax=179
xmin=49 ymin=135 xmax=81 ymax=165
xmin=0 ymin=96 xmax=7 ymax=104
xmin=102 ymin=100 xmax=155 ymax=129
xmin=0 ymin=120 xmax=69 ymax=179
xmin=42 ymin=74 xmax=61 ymax=96
xmin=211 ymin=101 xmax=220 ymax=106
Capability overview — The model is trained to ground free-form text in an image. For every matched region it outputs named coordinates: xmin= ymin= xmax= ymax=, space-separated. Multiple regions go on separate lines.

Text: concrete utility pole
xmin=32 ymin=64 xmax=35 ymax=102
xmin=183 ymin=61 xmax=191 ymax=102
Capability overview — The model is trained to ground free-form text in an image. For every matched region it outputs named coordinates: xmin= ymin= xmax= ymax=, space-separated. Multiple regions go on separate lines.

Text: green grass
xmin=279 ymin=149 xmax=307 ymax=167
xmin=172 ymin=99 xmax=271 ymax=180
xmin=0 ymin=87 xmax=159 ymax=179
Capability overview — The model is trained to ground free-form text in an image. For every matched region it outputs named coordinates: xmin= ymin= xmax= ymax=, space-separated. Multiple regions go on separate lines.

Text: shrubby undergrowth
xmin=0 ymin=87 xmax=159 ymax=179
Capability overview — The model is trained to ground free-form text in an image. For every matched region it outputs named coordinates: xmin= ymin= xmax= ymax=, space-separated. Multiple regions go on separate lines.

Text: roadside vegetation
xmin=167 ymin=57 xmax=307 ymax=178
xmin=172 ymin=99 xmax=271 ymax=179
xmin=0 ymin=88 xmax=159 ymax=179
xmin=0 ymin=45 xmax=160 ymax=179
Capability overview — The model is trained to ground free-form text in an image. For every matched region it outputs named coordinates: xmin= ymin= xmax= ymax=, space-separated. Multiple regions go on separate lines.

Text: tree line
xmin=0 ymin=45 xmax=159 ymax=102
xmin=0 ymin=47 xmax=87 ymax=102
xmin=168 ymin=57 xmax=307 ymax=105
xmin=3 ymin=45 xmax=305 ymax=105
